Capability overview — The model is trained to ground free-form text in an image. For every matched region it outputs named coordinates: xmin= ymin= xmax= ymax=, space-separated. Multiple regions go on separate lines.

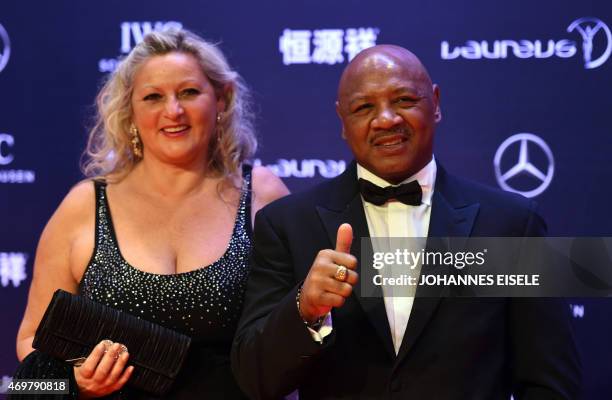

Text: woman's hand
xmin=74 ymin=340 xmax=134 ymax=398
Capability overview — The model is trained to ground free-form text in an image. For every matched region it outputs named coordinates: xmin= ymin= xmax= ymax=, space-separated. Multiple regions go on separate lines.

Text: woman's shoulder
xmin=250 ymin=165 xmax=290 ymax=211
xmin=57 ymin=179 xmax=96 ymax=218
xmin=30 ymin=179 xmax=97 ymax=288
xmin=44 ymin=179 xmax=97 ymax=242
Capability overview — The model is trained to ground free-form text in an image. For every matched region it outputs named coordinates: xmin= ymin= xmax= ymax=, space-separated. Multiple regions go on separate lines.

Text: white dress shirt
xmin=357 ymin=158 xmax=437 ymax=354
xmin=307 ymin=158 xmax=437 ymax=350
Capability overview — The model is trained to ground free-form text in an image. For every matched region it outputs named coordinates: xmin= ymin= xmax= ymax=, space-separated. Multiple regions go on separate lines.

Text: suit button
xmin=391 ymin=380 xmax=402 ymax=392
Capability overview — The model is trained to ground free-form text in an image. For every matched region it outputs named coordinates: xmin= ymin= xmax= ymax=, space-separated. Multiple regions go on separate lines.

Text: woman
xmin=14 ymin=28 xmax=288 ymax=398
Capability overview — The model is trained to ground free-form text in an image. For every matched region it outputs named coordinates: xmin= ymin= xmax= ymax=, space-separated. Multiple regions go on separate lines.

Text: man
xmin=232 ymin=45 xmax=580 ymax=399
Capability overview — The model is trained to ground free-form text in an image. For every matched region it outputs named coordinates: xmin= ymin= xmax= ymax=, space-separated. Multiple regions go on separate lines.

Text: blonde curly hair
xmin=82 ymin=28 xmax=256 ymax=180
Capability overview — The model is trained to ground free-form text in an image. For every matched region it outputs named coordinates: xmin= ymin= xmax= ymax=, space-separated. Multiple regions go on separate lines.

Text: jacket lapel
xmin=316 ymin=162 xmax=396 ymax=359
xmin=394 ymin=167 xmax=480 ymax=367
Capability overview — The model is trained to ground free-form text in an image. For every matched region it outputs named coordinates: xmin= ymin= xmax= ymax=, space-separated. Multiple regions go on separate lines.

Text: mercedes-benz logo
xmin=568 ymin=17 xmax=612 ymax=69
xmin=0 ymin=23 xmax=10 ymax=73
xmin=494 ymin=133 xmax=554 ymax=198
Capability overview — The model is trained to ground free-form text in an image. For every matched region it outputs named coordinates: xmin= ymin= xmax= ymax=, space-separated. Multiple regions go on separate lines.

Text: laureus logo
xmin=441 ymin=17 xmax=611 ymax=69
xmin=0 ymin=23 xmax=10 ymax=73
xmin=253 ymin=158 xmax=346 ymax=178
xmin=567 ymin=17 xmax=612 ymax=69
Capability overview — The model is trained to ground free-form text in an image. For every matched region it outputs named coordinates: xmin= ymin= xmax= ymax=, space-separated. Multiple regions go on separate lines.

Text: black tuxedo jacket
xmin=232 ymin=162 xmax=581 ymax=400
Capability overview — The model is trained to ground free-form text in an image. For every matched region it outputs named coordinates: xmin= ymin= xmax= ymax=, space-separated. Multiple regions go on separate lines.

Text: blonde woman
xmin=15 ymin=28 xmax=288 ymax=399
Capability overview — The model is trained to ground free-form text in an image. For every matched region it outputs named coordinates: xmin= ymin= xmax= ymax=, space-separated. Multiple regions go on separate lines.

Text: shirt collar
xmin=356 ymin=156 xmax=437 ymax=206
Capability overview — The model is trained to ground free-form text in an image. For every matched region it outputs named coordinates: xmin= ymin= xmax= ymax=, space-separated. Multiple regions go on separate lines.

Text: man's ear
xmin=432 ymin=84 xmax=442 ymax=123
xmin=335 ymin=100 xmax=347 ymax=140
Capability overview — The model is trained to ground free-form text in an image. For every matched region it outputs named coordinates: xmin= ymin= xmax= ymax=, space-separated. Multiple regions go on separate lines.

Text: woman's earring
xmin=130 ymin=123 xmax=143 ymax=159
xmin=215 ymin=112 xmax=224 ymax=142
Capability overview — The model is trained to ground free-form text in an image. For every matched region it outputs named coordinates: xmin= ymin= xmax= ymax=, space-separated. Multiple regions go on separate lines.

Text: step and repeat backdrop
xmin=1 ymin=0 xmax=611 ymax=397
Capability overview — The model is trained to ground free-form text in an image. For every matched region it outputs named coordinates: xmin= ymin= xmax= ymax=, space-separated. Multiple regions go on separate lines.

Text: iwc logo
xmin=0 ymin=23 xmax=10 ymax=73
xmin=493 ymin=133 xmax=554 ymax=198
xmin=98 ymin=21 xmax=183 ymax=73
xmin=0 ymin=133 xmax=14 ymax=165
xmin=0 ymin=133 xmax=36 ymax=184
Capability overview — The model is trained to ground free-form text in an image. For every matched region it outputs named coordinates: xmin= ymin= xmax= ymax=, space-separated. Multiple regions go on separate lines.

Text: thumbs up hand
xmin=298 ymin=223 xmax=359 ymax=324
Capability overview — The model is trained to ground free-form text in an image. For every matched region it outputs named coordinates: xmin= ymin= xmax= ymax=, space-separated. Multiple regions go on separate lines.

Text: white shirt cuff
xmin=307 ymin=312 xmax=333 ymax=343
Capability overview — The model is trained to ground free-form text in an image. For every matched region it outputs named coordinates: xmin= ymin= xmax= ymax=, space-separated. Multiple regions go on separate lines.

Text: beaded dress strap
xmin=91 ymin=179 xmax=110 ymax=256
xmin=241 ymin=164 xmax=253 ymax=237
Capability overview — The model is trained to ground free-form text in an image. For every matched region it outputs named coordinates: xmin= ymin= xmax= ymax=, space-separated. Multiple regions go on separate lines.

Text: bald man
xmin=232 ymin=46 xmax=580 ymax=399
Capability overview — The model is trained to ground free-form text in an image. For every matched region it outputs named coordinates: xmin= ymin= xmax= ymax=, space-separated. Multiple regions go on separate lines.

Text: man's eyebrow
xmin=345 ymin=87 xmax=423 ymax=105
xmin=348 ymin=95 xmax=369 ymax=106
xmin=392 ymin=86 xmax=422 ymax=95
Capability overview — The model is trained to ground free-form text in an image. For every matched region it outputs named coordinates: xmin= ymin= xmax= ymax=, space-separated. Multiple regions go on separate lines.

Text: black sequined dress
xmin=77 ymin=166 xmax=252 ymax=399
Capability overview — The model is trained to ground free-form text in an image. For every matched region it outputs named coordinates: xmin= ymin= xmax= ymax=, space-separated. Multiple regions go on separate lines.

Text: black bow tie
xmin=358 ymin=178 xmax=423 ymax=206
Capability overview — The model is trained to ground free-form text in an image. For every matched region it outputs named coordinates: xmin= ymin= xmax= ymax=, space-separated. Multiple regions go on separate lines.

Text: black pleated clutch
xmin=33 ymin=289 xmax=191 ymax=396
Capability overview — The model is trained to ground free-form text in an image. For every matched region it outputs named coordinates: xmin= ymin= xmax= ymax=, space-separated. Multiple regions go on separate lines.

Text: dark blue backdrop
xmin=1 ymin=0 xmax=611 ymax=397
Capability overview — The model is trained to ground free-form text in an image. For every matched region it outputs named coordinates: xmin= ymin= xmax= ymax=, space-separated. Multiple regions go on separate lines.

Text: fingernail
xmin=101 ymin=339 xmax=113 ymax=353
xmin=118 ymin=344 xmax=128 ymax=355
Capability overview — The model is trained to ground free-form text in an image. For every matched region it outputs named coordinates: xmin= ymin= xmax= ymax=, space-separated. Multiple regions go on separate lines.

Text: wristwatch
xmin=296 ymin=285 xmax=325 ymax=330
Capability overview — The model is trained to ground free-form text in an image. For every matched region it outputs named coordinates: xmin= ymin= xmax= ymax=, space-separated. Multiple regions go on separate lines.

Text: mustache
xmin=369 ymin=127 xmax=411 ymax=144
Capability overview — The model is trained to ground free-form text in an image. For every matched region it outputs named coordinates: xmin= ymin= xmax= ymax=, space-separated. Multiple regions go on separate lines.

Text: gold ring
xmin=334 ymin=265 xmax=348 ymax=282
